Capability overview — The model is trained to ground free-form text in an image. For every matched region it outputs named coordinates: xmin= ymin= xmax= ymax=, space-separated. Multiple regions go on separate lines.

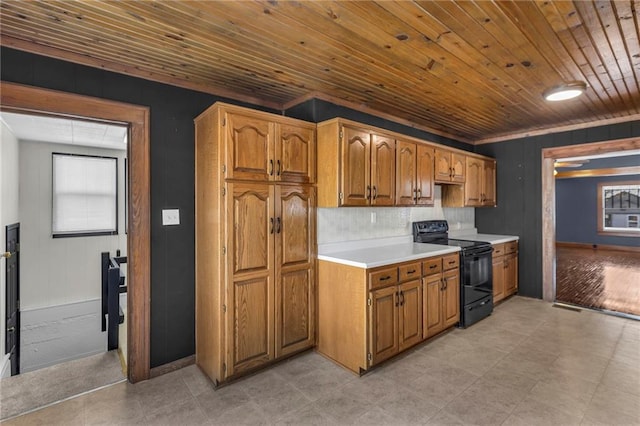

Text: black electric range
xmin=413 ymin=220 xmax=494 ymax=328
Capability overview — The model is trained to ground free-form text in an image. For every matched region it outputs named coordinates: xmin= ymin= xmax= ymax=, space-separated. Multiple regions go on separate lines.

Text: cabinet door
xmin=228 ymin=183 xmax=274 ymax=276
xmin=423 ymin=274 xmax=443 ymax=338
xmin=275 ymin=185 xmax=315 ymax=357
xmin=465 ymin=157 xmax=483 ymax=206
xmin=442 ymin=269 xmax=460 ymax=328
xmin=482 ymin=160 xmax=497 ymax=206
xmin=371 ymin=134 xmax=396 ymax=206
xmin=395 ymin=140 xmax=417 ymax=206
xmin=226 ymin=112 xmax=273 ymax=181
xmin=227 ymin=183 xmax=275 ymax=376
xmin=434 ymin=149 xmax=453 ymax=182
xmin=504 ymin=253 xmax=518 ymax=295
xmin=277 ymin=123 xmax=316 ymax=184
xmin=340 ymin=126 xmax=371 ymax=206
xmin=370 ymin=286 xmax=399 ymax=365
xmin=492 ymin=256 xmax=505 ymax=303
xmin=416 ymin=145 xmax=434 ymax=205
xmin=451 ymin=153 xmax=466 ymax=183
xmin=399 ymin=280 xmax=423 ymax=351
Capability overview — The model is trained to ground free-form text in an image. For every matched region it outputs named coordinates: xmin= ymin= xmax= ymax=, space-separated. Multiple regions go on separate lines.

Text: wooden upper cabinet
xmin=277 ymin=123 xmax=316 ymax=184
xmin=464 ymin=157 xmax=483 ymax=206
xmin=396 ymin=141 xmax=434 ymax=206
xmin=226 ymin=112 xmax=273 ymax=181
xmin=395 ymin=140 xmax=417 ymax=206
xmin=341 ymin=125 xmax=371 ymax=206
xmin=371 ymin=134 xmax=396 ymax=206
xmin=482 ymin=160 xmax=497 ymax=206
xmin=464 ymin=157 xmax=496 ymax=207
xmin=451 ymin=153 xmax=466 ymax=183
xmin=435 ymin=149 xmax=465 ymax=183
xmin=225 ymin=110 xmax=316 ymax=183
xmin=416 ymin=145 xmax=435 ymax=205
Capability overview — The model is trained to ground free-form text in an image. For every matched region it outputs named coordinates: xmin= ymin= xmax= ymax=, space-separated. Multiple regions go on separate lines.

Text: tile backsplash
xmin=317 ymin=186 xmax=475 ymax=244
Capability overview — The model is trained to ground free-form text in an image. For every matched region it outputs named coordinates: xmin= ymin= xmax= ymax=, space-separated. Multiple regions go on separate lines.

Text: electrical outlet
xmin=371 ymin=212 xmax=377 ymax=223
xmin=162 ymin=209 xmax=180 ymax=226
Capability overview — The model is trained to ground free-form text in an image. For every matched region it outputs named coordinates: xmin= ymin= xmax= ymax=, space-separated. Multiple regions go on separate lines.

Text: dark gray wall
xmin=475 ymin=123 xmax=640 ymax=298
xmin=556 ymin=175 xmax=640 ymax=247
xmin=0 ymin=47 xmax=278 ymax=368
xmin=286 ymin=99 xmax=472 ymax=151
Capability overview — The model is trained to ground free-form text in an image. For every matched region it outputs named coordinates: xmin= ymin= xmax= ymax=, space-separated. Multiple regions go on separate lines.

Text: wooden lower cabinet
xmin=370 ymin=285 xmax=399 ymax=365
xmin=492 ymin=241 xmax=518 ymax=303
xmin=318 ymin=254 xmax=456 ymax=374
xmin=370 ymin=278 xmax=422 ymax=365
xmin=504 ymin=252 xmax=518 ymax=295
xmin=423 ymin=254 xmax=460 ymax=339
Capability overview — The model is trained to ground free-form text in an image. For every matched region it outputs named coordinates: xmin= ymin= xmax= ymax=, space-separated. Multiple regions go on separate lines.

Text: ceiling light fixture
xmin=543 ymin=81 xmax=587 ymax=101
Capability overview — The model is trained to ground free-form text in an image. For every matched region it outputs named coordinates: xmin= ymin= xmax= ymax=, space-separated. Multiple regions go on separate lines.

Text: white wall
xmin=19 ymin=140 xmax=127 ymax=309
xmin=18 ymin=140 xmax=127 ymax=372
xmin=318 ymin=185 xmax=475 ymax=244
xmin=0 ymin=121 xmax=20 ymax=377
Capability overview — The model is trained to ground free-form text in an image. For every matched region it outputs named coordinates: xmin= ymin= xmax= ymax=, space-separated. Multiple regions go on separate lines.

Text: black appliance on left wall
xmin=413 ymin=220 xmax=494 ymax=328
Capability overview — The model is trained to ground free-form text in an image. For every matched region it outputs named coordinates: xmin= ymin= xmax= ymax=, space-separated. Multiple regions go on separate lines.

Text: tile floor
xmin=0 ymin=350 xmax=125 ymax=420
xmin=4 ymin=296 xmax=640 ymax=425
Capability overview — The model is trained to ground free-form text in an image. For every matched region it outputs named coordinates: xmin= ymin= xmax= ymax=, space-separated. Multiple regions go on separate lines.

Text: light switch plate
xmin=162 ymin=209 xmax=180 ymax=226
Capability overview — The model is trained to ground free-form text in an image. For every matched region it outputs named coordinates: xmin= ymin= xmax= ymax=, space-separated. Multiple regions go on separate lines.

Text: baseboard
xmin=556 ymin=241 xmax=640 ymax=253
xmin=150 ymin=355 xmax=195 ymax=378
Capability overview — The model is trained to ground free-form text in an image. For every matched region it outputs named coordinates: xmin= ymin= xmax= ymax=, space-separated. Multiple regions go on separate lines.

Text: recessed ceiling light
xmin=543 ymin=81 xmax=587 ymax=101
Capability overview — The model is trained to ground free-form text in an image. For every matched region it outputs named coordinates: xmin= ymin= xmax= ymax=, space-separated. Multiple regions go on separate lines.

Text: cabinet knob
xmin=2 ymin=252 xmax=11 ymax=259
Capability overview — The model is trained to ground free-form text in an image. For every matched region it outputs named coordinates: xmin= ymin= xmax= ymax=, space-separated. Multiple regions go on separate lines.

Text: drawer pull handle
xmin=407 ymin=269 xmax=416 ymax=274
xmin=429 ymin=265 xmax=437 ymax=269
xmin=448 ymin=261 xmax=456 ymax=265
xmin=380 ymin=276 xmax=391 ymax=281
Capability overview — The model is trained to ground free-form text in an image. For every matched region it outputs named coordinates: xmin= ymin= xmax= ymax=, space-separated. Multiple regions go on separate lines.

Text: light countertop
xmin=317 ymin=243 xmax=460 ymax=269
xmin=455 ymin=233 xmax=519 ymax=244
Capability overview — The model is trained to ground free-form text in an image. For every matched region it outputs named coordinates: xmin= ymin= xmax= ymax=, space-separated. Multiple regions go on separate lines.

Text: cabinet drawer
xmin=443 ymin=253 xmax=460 ymax=270
xmin=505 ymin=241 xmax=518 ymax=254
xmin=399 ymin=262 xmax=421 ymax=282
xmin=422 ymin=258 xmax=442 ymax=276
xmin=369 ymin=267 xmax=398 ymax=290
xmin=492 ymin=243 xmax=505 ymax=258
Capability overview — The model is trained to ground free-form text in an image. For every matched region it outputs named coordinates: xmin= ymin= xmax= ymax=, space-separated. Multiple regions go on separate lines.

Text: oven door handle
xmin=466 ymin=247 xmax=494 ymax=258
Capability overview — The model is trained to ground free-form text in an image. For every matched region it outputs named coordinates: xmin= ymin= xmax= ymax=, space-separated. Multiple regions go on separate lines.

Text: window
xmin=597 ymin=181 xmax=640 ymax=237
xmin=52 ymin=153 xmax=118 ymax=237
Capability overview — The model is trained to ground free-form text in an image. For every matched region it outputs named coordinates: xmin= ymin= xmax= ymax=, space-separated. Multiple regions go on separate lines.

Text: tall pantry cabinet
xmin=195 ymin=103 xmax=316 ymax=385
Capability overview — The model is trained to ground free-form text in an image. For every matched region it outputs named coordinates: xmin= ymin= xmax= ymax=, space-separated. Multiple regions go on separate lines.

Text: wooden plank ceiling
xmin=1 ymin=1 xmax=639 ymax=143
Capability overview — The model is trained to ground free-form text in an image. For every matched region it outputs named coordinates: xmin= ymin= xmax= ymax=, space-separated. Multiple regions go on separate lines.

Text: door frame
xmin=541 ymin=136 xmax=640 ymax=302
xmin=0 ymin=81 xmax=151 ymax=383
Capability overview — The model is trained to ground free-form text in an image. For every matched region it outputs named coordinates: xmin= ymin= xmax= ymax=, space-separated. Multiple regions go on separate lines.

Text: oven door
xmin=461 ymin=246 xmax=493 ymax=306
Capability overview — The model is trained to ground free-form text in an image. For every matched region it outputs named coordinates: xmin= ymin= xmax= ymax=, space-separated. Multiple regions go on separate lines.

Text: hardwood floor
xmin=556 ymin=246 xmax=640 ymax=317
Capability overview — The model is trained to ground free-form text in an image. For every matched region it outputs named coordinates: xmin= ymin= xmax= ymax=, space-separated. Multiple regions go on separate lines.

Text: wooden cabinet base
xmin=317 ymin=255 xmax=458 ymax=375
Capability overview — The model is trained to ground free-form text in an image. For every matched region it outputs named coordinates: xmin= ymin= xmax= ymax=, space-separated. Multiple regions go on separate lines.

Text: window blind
xmin=52 ymin=154 xmax=117 ymax=236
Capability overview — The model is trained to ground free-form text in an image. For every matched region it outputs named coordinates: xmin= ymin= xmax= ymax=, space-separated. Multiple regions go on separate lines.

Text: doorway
xmin=541 ymin=137 xmax=640 ymax=311
xmin=553 ymin=153 xmax=640 ymax=317
xmin=1 ymin=111 xmax=130 ymax=378
xmin=0 ymin=82 xmax=150 ymax=418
